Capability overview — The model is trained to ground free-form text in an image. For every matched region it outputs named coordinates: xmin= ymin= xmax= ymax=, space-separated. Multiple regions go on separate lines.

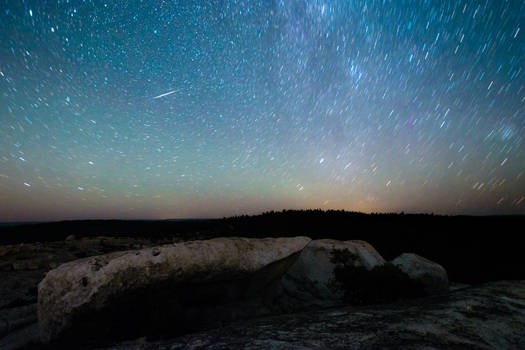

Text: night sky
xmin=1 ymin=1 xmax=524 ymax=221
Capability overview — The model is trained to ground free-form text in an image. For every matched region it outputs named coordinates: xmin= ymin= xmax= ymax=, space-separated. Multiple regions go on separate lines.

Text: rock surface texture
xmin=281 ymin=239 xmax=385 ymax=304
xmin=391 ymin=253 xmax=449 ymax=295
xmin=38 ymin=236 xmax=311 ymax=344
xmin=105 ymin=280 xmax=525 ymax=350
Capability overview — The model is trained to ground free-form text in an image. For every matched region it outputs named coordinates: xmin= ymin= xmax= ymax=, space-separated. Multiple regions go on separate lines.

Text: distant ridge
xmin=1 ymin=210 xmax=523 ymax=227
xmin=0 ymin=221 xmax=46 ymax=227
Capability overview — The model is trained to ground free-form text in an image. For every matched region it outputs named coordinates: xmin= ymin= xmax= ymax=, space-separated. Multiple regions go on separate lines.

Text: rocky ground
xmin=1 ymin=236 xmax=525 ymax=349
xmin=106 ymin=280 xmax=525 ymax=350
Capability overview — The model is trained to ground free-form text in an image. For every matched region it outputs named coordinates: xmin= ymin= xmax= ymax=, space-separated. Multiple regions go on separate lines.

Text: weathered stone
xmin=281 ymin=239 xmax=385 ymax=304
xmin=391 ymin=253 xmax=449 ymax=295
xmin=38 ymin=236 xmax=311 ymax=344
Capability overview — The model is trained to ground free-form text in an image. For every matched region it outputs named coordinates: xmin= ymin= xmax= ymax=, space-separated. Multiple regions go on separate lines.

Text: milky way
xmin=1 ymin=0 xmax=524 ymax=221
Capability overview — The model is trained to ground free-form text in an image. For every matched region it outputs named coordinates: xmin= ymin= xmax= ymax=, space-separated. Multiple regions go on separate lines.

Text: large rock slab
xmin=120 ymin=280 xmax=525 ymax=350
xmin=392 ymin=253 xmax=449 ymax=295
xmin=38 ymin=236 xmax=311 ymax=345
xmin=281 ymin=239 xmax=385 ymax=304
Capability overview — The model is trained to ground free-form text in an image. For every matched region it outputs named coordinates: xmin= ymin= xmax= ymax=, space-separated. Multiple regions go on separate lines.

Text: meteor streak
xmin=153 ymin=90 xmax=177 ymax=99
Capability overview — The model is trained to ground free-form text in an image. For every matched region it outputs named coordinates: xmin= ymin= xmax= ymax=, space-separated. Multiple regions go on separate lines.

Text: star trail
xmin=1 ymin=0 xmax=524 ymax=221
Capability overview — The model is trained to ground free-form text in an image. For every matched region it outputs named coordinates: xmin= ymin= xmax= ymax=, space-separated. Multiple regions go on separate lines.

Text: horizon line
xmin=1 ymin=210 xmax=524 ymax=226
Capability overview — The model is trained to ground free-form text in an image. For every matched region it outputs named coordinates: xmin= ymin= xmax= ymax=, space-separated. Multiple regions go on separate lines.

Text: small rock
xmin=391 ymin=253 xmax=449 ymax=295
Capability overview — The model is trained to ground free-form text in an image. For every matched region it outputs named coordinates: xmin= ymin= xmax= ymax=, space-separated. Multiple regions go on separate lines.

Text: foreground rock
xmin=281 ymin=239 xmax=385 ymax=305
xmin=106 ymin=280 xmax=525 ymax=350
xmin=392 ymin=253 xmax=449 ymax=295
xmin=38 ymin=236 xmax=311 ymax=345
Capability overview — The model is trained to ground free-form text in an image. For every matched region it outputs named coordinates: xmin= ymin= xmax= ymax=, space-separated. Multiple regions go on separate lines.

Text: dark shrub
xmin=330 ymin=248 xmax=426 ymax=304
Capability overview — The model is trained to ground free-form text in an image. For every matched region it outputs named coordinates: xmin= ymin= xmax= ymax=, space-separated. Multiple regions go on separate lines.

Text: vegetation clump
xmin=330 ymin=248 xmax=426 ymax=304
